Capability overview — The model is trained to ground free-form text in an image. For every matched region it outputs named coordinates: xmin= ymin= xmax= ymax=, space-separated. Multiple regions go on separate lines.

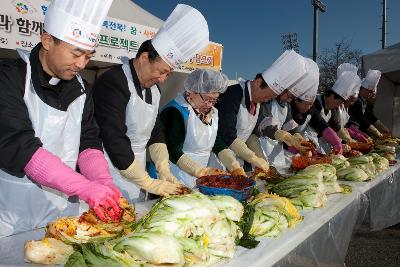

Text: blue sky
xmin=133 ymin=0 xmax=400 ymax=79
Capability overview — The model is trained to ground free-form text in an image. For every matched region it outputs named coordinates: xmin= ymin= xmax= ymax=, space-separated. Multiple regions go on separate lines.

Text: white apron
xmin=208 ymin=80 xmax=260 ymax=170
xmin=299 ymin=96 xmax=332 ymax=154
xmin=259 ymin=100 xmax=290 ymax=167
xmin=104 ymin=57 xmax=160 ymax=202
xmin=0 ymin=49 xmax=86 ymax=237
xmin=236 ymin=80 xmax=260 ymax=142
xmin=168 ymin=95 xmax=218 ymax=188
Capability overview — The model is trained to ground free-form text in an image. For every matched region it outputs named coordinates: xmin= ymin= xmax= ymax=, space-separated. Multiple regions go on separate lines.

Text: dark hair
xmin=52 ymin=35 xmax=62 ymax=44
xmin=254 ymin=73 xmax=269 ymax=89
xmin=43 ymin=31 xmax=62 ymax=44
xmin=136 ymin=39 xmax=160 ymax=63
xmin=325 ymin=89 xmax=345 ymax=101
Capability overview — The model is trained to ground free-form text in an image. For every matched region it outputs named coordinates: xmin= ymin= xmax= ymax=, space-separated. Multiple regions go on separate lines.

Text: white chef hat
xmin=262 ymin=50 xmax=307 ymax=95
xmin=152 ymin=4 xmax=209 ymax=69
xmin=299 ymin=82 xmax=319 ymax=102
xmin=289 ymin=58 xmax=319 ymax=98
xmin=332 ymin=71 xmax=362 ymax=100
xmin=184 ymin=69 xmax=229 ymax=94
xmin=44 ymin=0 xmax=113 ymax=51
xmin=337 ymin=63 xmax=358 ymax=77
xmin=361 ymin=69 xmax=381 ymax=93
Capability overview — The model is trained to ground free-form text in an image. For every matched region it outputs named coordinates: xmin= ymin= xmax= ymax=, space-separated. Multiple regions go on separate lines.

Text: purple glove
xmin=322 ymin=128 xmax=343 ymax=155
xmin=77 ymin=148 xmax=122 ymax=202
xmin=24 ymin=147 xmax=122 ymax=222
xmin=288 ymin=146 xmax=299 ymax=154
xmin=348 ymin=126 xmax=369 ymax=143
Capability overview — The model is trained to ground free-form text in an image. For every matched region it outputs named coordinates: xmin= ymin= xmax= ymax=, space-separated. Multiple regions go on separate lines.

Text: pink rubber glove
xmin=24 ymin=147 xmax=122 ymax=222
xmin=288 ymin=146 xmax=299 ymax=154
xmin=322 ymin=128 xmax=343 ymax=155
xmin=348 ymin=126 xmax=369 ymax=143
xmin=77 ymin=148 xmax=122 ymax=202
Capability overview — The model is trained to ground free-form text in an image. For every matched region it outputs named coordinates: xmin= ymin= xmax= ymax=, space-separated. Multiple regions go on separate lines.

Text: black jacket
xmin=0 ymin=44 xmax=102 ymax=176
xmin=92 ymin=60 xmax=165 ymax=170
xmin=348 ymin=97 xmax=378 ymax=131
xmin=213 ymin=81 xmax=257 ymax=154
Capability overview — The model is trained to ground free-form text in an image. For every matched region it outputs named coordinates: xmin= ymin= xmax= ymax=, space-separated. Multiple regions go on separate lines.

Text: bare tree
xmin=318 ymin=39 xmax=362 ymax=92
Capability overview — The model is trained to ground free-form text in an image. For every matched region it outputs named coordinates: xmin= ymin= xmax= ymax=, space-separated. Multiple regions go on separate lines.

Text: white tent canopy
xmin=362 ymin=42 xmax=400 ymax=136
xmin=362 ymin=43 xmax=400 ymax=77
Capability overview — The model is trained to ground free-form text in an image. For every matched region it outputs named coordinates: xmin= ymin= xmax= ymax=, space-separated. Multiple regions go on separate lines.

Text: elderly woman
xmin=156 ymin=69 xmax=236 ymax=188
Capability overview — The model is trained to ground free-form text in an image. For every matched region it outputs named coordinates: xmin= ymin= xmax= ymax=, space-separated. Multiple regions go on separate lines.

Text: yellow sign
xmin=180 ymin=42 xmax=223 ymax=72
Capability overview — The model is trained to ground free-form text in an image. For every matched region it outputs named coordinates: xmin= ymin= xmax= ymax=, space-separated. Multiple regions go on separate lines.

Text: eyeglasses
xmin=198 ymin=93 xmax=219 ymax=105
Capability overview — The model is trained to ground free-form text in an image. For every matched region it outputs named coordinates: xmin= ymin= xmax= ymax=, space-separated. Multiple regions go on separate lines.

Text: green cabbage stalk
xmin=347 ymin=155 xmax=373 ymax=165
xmin=137 ymin=192 xmax=220 ymax=238
xmin=347 ymin=156 xmax=376 ymax=179
xmin=336 ymin=167 xmax=369 ymax=181
xmin=248 ymin=193 xmax=302 ymax=237
xmin=210 ymin=195 xmax=244 ymax=222
xmin=113 ymin=232 xmax=185 ymax=266
xmin=290 ymin=189 xmax=327 ymax=209
xmin=323 ymin=181 xmax=344 ymax=194
xmin=297 ymin=164 xmax=342 ymax=194
xmin=372 ymin=145 xmax=396 ymax=161
xmin=133 ymin=192 xmax=243 ymax=266
xmin=176 ymin=237 xmax=209 ymax=264
xmin=369 ymin=153 xmax=389 ymax=172
xmin=206 ymin=218 xmax=242 ymax=258
xmin=374 ymin=145 xmax=396 ymax=153
xmin=352 ymin=164 xmax=376 ymax=179
xmin=250 ymin=206 xmax=288 ymax=237
xmin=298 ymin=164 xmax=336 ymax=178
xmin=64 ymin=193 xmax=243 ymax=267
xmin=330 ymin=155 xmax=350 ymax=170
xmin=66 ymin=241 xmax=140 ymax=267
xmin=270 ymin=174 xmax=327 ymax=208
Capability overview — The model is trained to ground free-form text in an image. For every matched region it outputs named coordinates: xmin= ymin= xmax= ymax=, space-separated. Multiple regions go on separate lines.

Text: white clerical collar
xmin=49 ymin=77 xmax=60 ymax=85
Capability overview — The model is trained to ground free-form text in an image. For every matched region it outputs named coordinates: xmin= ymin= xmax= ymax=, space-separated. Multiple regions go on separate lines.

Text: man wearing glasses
xmin=348 ymin=70 xmax=389 ymax=138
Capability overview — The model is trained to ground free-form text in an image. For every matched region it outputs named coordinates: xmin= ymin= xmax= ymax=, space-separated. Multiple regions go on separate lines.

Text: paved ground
xmin=345 ymin=224 xmax=400 ymax=267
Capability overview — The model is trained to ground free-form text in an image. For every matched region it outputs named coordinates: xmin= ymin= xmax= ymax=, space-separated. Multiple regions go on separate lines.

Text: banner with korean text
xmin=0 ymin=0 xmax=223 ymax=71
